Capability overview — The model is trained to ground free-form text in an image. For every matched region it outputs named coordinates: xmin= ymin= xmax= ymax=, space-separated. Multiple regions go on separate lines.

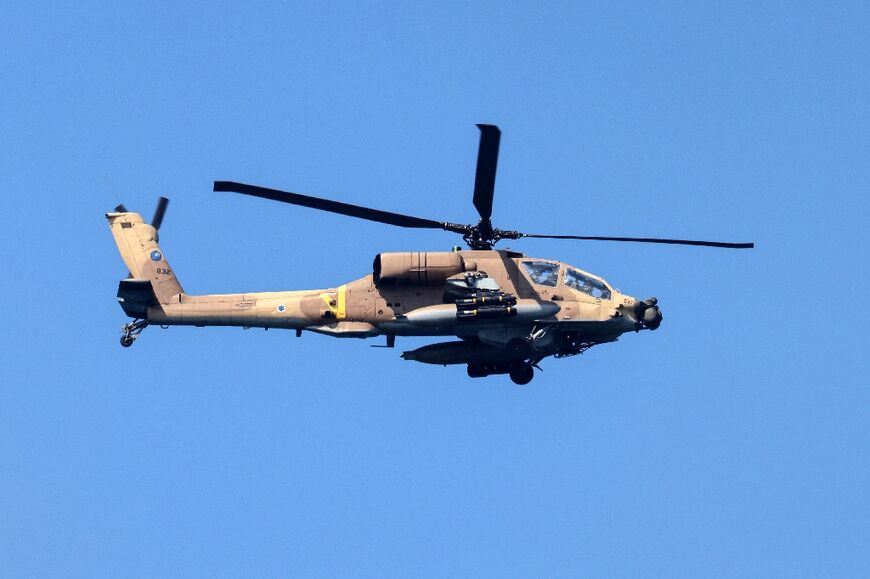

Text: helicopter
xmin=107 ymin=124 xmax=752 ymax=384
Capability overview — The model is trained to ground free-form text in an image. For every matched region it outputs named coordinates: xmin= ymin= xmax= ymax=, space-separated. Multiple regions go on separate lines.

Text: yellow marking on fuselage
xmin=320 ymin=293 xmax=336 ymax=312
xmin=319 ymin=286 xmax=347 ymax=320
xmin=337 ymin=284 xmax=347 ymax=319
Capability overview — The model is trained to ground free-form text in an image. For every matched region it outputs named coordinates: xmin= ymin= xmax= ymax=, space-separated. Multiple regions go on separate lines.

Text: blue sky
xmin=1 ymin=2 xmax=868 ymax=577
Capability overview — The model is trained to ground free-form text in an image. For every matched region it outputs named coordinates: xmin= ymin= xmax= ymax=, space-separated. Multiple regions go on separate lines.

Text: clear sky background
xmin=1 ymin=2 xmax=868 ymax=577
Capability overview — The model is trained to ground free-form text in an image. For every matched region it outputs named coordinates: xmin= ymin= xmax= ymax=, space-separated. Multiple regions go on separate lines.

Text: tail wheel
xmin=509 ymin=364 xmax=533 ymax=385
xmin=120 ymin=335 xmax=135 ymax=348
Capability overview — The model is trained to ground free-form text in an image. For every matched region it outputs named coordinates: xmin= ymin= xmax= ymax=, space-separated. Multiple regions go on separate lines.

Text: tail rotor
xmin=151 ymin=197 xmax=169 ymax=230
xmin=113 ymin=197 xmax=170 ymax=231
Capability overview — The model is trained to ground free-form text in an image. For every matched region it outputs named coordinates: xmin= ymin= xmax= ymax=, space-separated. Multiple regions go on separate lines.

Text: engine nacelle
xmin=373 ymin=252 xmax=464 ymax=285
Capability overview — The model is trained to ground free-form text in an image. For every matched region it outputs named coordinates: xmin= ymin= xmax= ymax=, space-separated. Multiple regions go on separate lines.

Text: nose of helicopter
xmin=641 ymin=298 xmax=663 ymax=330
xmin=624 ymin=296 xmax=663 ymax=330
xmin=637 ymin=297 xmax=663 ymax=330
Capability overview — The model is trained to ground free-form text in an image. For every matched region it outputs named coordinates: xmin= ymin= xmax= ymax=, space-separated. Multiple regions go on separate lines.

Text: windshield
xmin=564 ymin=268 xmax=611 ymax=300
xmin=520 ymin=261 xmax=559 ymax=287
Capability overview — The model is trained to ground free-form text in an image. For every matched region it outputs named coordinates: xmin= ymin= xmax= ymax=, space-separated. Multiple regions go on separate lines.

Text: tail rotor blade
xmin=473 ymin=124 xmax=501 ymax=221
xmin=151 ymin=197 xmax=169 ymax=230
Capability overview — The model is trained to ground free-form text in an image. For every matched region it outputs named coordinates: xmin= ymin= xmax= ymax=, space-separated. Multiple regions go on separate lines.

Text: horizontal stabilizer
xmin=117 ymin=278 xmax=157 ymax=318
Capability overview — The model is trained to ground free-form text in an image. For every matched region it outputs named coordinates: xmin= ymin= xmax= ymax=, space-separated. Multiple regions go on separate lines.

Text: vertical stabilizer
xmin=106 ymin=211 xmax=183 ymax=303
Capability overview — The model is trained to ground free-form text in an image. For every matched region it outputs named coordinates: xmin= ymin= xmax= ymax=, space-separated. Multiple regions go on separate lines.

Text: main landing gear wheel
xmin=509 ymin=363 xmax=534 ymax=385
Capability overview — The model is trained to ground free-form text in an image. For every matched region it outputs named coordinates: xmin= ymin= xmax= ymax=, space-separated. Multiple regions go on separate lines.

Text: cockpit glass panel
xmin=564 ymin=268 xmax=611 ymax=300
xmin=520 ymin=261 xmax=559 ymax=287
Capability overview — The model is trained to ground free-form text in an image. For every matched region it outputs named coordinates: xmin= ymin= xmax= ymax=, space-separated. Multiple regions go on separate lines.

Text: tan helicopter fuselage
xmin=108 ymin=211 xmax=649 ymax=350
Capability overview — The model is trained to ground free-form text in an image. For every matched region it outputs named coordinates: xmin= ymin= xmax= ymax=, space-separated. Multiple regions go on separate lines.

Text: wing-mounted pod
xmin=443 ymin=271 xmax=518 ymax=320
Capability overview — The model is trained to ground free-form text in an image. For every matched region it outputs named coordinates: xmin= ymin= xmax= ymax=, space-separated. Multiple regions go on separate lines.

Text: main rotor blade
xmin=472 ymin=124 xmax=501 ymax=221
xmin=521 ymin=233 xmax=754 ymax=249
xmin=151 ymin=197 xmax=169 ymax=230
xmin=214 ymin=181 xmax=448 ymax=230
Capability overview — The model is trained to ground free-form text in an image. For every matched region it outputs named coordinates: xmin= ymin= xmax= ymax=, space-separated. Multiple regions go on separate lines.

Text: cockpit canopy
xmin=520 ymin=260 xmax=612 ymax=300
xmin=520 ymin=260 xmax=560 ymax=287
xmin=564 ymin=267 xmax=611 ymax=300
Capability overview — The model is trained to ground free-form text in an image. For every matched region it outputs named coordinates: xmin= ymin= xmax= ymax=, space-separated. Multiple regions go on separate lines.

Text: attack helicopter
xmin=107 ymin=124 xmax=752 ymax=384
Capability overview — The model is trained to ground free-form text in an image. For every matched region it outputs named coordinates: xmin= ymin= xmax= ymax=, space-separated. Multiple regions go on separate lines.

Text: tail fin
xmin=106 ymin=211 xmax=184 ymax=304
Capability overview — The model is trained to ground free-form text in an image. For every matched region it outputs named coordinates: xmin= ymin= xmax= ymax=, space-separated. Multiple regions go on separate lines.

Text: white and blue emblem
xmin=277 ymin=304 xmax=286 ymax=313
xmin=150 ymin=250 xmax=162 ymax=262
